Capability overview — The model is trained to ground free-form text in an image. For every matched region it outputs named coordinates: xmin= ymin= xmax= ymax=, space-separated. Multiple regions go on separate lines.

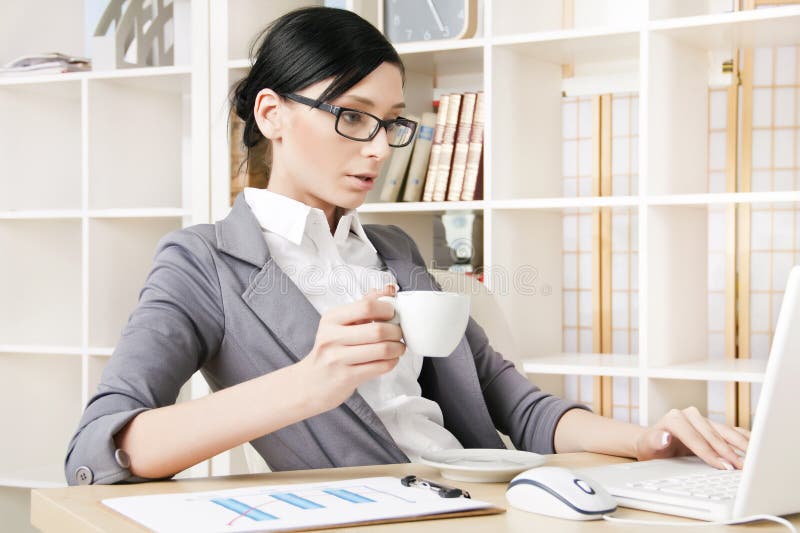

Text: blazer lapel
xmin=217 ymin=194 xmax=320 ymax=364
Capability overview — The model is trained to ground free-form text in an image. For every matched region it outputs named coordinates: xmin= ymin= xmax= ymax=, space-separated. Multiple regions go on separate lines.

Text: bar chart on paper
xmin=102 ymin=476 xmax=499 ymax=532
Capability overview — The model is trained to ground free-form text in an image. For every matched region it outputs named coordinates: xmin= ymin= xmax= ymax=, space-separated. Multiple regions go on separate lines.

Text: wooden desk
xmin=32 ymin=453 xmax=799 ymax=532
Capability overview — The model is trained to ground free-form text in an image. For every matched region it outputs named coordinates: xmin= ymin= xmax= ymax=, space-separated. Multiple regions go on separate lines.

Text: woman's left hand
xmin=634 ymin=406 xmax=751 ymax=470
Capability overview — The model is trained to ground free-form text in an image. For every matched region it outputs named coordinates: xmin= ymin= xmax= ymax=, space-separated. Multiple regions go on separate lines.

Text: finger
xmin=682 ymin=408 xmax=743 ymax=469
xmin=733 ymin=426 xmax=751 ymax=439
xmin=363 ymin=284 xmax=398 ymax=299
xmin=349 ymin=356 xmax=402 ymax=382
xmin=330 ymin=321 xmax=403 ymax=346
xmin=710 ymin=420 xmax=750 ymax=454
xmin=323 ymin=296 xmax=396 ymax=326
xmin=328 ymin=341 xmax=407 ymax=366
xmin=662 ymin=409 xmax=733 ymax=470
xmin=636 ymin=429 xmax=674 ymax=461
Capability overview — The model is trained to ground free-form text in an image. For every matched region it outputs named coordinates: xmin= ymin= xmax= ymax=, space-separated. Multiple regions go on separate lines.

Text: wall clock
xmin=381 ymin=0 xmax=478 ymax=44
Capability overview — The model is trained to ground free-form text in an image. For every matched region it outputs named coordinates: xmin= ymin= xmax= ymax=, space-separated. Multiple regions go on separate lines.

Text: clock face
xmin=383 ymin=0 xmax=475 ymax=44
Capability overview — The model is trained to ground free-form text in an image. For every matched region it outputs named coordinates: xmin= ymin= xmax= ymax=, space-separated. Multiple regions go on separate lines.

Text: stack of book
xmin=379 ymin=91 xmax=485 ymax=203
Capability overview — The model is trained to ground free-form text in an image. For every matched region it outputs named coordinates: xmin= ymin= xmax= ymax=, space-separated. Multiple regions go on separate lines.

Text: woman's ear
xmin=253 ymin=88 xmax=283 ymax=140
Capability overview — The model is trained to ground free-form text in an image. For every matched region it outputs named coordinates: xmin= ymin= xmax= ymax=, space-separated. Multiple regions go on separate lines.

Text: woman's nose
xmin=363 ymin=126 xmax=392 ymax=161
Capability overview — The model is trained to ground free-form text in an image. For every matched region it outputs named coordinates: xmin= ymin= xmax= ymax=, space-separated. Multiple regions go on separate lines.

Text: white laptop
xmin=577 ymin=265 xmax=800 ymax=522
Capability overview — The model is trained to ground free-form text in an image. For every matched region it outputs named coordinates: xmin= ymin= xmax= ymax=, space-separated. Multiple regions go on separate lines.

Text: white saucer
xmin=418 ymin=448 xmax=546 ymax=483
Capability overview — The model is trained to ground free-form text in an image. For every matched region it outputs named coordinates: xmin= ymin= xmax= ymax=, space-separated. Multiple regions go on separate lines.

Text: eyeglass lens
xmin=337 ymin=110 xmax=413 ymax=146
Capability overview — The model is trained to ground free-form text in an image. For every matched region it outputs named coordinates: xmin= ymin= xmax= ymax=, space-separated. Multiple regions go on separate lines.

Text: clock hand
xmin=426 ymin=0 xmax=445 ymax=32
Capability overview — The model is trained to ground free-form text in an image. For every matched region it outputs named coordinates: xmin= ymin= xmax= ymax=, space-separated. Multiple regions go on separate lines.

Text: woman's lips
xmin=347 ymin=174 xmax=375 ymax=191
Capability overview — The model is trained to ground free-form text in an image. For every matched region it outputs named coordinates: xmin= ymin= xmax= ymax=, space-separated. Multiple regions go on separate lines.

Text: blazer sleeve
xmin=64 ymin=228 xmax=225 ymax=485
xmin=392 ymin=225 xmax=591 ymax=454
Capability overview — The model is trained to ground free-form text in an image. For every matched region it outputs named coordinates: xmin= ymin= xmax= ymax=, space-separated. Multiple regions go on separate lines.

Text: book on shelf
xmin=379 ymin=113 xmax=420 ymax=202
xmin=446 ymin=92 xmax=478 ymax=201
xmin=430 ymin=93 xmax=462 ymax=202
xmin=460 ymin=91 xmax=485 ymax=201
xmin=229 ymin=109 xmax=270 ymax=205
xmin=421 ymin=94 xmax=451 ymax=202
xmin=401 ymin=112 xmax=436 ymax=202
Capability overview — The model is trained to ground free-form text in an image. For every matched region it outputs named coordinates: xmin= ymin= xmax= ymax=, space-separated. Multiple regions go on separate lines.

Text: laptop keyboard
xmin=627 ymin=469 xmax=742 ymax=501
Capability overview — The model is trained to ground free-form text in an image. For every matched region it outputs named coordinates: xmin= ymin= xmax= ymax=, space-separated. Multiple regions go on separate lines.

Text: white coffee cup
xmin=378 ymin=291 xmax=470 ymax=357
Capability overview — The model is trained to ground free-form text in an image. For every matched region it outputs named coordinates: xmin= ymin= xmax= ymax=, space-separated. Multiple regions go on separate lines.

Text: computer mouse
xmin=506 ymin=466 xmax=618 ymax=520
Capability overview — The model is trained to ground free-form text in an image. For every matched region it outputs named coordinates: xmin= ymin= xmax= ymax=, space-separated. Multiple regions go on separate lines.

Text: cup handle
xmin=377 ymin=295 xmax=401 ymax=325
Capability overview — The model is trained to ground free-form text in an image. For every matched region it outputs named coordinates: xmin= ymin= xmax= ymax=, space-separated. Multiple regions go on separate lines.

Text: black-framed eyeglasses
xmin=282 ymin=93 xmax=418 ymax=148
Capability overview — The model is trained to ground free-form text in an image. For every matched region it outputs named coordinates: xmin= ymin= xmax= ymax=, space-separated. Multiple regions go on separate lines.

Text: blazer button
xmin=75 ymin=466 xmax=93 ymax=485
xmin=114 ymin=449 xmax=131 ymax=469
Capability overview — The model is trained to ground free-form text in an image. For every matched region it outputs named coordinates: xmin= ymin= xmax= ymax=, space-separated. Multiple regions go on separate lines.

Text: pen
xmin=401 ymin=475 xmax=471 ymax=499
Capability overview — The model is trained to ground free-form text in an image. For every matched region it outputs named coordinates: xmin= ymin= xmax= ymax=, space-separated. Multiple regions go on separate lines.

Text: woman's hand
xmin=298 ymin=284 xmax=405 ymax=413
xmin=634 ymin=406 xmax=751 ymax=470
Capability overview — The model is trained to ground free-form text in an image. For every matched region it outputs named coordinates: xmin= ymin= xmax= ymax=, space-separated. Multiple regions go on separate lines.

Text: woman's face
xmin=264 ymin=62 xmax=405 ymax=215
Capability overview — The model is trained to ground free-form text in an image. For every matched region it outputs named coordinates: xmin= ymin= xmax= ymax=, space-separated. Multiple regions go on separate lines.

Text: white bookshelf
xmin=2 ymin=0 xmax=798 ymax=501
xmin=0 ymin=0 xmax=211 ymax=496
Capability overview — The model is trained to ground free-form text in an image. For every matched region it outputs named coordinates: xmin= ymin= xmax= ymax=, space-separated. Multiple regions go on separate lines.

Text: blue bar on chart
xmin=271 ymin=493 xmax=324 ymax=510
xmin=323 ymin=488 xmax=375 ymax=504
xmin=210 ymin=498 xmax=278 ymax=521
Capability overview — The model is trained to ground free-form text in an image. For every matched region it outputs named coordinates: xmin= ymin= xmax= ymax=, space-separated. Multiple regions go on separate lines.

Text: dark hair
xmin=229 ymin=7 xmax=405 ymax=181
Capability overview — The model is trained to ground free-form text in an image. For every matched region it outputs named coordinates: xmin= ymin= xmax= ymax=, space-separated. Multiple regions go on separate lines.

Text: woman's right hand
xmin=298 ymin=284 xmax=405 ymax=412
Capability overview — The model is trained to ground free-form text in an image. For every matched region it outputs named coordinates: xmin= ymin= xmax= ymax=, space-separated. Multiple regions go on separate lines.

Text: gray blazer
xmin=65 ymin=193 xmax=586 ymax=485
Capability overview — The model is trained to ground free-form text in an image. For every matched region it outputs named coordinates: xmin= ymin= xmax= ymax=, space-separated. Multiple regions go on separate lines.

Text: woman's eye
xmin=341 ymin=111 xmax=363 ymax=124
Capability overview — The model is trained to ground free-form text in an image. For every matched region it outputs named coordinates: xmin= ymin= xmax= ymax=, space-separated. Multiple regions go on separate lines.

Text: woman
xmin=65 ymin=7 xmax=748 ymax=485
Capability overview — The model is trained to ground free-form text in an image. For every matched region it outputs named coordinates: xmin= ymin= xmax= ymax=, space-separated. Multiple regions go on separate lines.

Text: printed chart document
xmin=102 ymin=476 xmax=503 ymax=532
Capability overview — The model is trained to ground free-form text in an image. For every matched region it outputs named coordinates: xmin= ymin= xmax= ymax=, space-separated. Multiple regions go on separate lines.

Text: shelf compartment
xmin=0 ymin=353 xmax=81 ymax=488
xmin=0 ymin=220 xmax=82 ymax=346
xmin=646 ymin=7 xmax=800 ymax=196
xmin=493 ymin=205 xmax=639 ymax=360
xmin=359 ymin=210 xmax=484 ymax=272
xmin=645 ymin=205 xmax=723 ymax=367
xmin=492 ymin=0 xmax=646 ymax=37
xmin=87 ymin=77 xmax=189 ymax=210
xmin=491 ymin=41 xmax=639 ymax=201
xmin=491 ymin=210 xmax=566 ymax=357
xmin=88 ymin=218 xmax=183 ymax=347
xmin=0 ymin=81 xmax=82 ymax=211
xmin=646 ymin=31 xmax=714 ymax=195
xmin=397 ymin=43 xmax=484 ymax=80
xmin=646 ymin=202 xmax=799 ymax=367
